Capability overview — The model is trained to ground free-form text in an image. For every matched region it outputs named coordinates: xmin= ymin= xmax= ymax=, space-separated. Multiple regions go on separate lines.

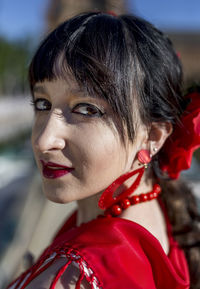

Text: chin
xmin=42 ymin=186 xmax=74 ymax=204
xmin=46 ymin=195 xmax=69 ymax=204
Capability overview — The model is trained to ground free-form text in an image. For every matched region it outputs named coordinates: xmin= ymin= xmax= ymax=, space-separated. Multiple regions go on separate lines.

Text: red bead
xmin=111 ymin=204 xmax=122 ymax=216
xmin=149 ymin=193 xmax=154 ymax=200
xmin=153 ymin=192 xmax=158 ymax=198
xmin=130 ymin=195 xmax=140 ymax=205
xmin=140 ymin=194 xmax=148 ymax=202
xmin=120 ymin=198 xmax=131 ymax=209
xmin=154 ymin=184 xmax=161 ymax=194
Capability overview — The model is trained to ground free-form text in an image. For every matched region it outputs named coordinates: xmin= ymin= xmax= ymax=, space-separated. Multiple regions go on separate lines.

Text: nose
xmin=32 ymin=113 xmax=66 ymax=153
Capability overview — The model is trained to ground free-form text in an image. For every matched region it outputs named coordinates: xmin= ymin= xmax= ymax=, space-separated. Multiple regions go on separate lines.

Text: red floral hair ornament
xmin=106 ymin=11 xmax=117 ymax=17
xmin=160 ymin=91 xmax=200 ymax=179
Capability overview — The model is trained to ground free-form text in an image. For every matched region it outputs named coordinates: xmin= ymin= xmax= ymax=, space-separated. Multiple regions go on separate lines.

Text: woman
xmin=8 ymin=12 xmax=200 ymax=289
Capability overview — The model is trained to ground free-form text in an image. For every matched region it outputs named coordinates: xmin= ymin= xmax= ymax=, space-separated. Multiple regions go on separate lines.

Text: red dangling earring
xmin=98 ymin=149 xmax=156 ymax=216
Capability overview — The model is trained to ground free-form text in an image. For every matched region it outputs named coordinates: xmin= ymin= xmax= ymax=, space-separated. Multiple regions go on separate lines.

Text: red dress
xmin=7 ymin=205 xmax=190 ymax=289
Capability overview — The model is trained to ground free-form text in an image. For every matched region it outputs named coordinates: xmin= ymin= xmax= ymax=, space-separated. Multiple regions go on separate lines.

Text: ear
xmin=147 ymin=122 xmax=173 ymax=156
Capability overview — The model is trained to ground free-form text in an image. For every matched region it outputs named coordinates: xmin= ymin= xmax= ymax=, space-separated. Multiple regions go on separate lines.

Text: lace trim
xmin=7 ymin=247 xmax=102 ymax=289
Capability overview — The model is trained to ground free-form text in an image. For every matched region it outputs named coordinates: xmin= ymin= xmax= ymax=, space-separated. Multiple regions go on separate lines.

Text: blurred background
xmin=0 ymin=0 xmax=200 ymax=287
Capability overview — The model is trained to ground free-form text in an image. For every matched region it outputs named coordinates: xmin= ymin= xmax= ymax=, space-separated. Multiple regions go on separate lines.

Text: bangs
xmin=29 ymin=12 xmax=139 ymax=141
xmin=29 ymin=12 xmax=128 ymax=99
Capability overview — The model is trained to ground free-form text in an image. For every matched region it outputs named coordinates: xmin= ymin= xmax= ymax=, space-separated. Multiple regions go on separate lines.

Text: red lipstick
xmin=41 ymin=160 xmax=74 ymax=179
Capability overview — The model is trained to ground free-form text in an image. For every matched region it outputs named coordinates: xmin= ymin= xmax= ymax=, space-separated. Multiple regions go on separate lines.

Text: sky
xmin=0 ymin=0 xmax=200 ymax=41
xmin=131 ymin=0 xmax=200 ymax=31
xmin=0 ymin=0 xmax=49 ymax=40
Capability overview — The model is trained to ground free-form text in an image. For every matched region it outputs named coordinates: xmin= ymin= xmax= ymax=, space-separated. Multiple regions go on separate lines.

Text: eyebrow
xmin=33 ymin=84 xmax=84 ymax=95
xmin=32 ymin=84 xmax=99 ymax=101
xmin=33 ymin=85 xmax=47 ymax=94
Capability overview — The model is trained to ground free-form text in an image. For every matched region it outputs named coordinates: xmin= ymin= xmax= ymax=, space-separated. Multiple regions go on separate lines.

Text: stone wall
xmin=169 ymin=33 xmax=200 ymax=83
xmin=47 ymin=0 xmax=126 ymax=32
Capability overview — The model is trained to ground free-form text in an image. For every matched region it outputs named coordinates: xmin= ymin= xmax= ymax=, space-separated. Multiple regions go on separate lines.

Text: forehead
xmin=32 ymin=78 xmax=109 ymax=108
xmin=32 ymin=76 xmax=89 ymax=98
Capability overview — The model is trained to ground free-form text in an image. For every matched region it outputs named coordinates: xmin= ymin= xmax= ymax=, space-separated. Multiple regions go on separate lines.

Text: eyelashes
xmin=72 ymin=103 xmax=105 ymax=117
xmin=30 ymin=98 xmax=51 ymax=111
xmin=30 ymin=98 xmax=105 ymax=118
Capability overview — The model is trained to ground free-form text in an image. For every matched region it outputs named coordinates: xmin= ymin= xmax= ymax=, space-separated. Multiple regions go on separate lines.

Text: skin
xmin=30 ymin=76 xmax=172 ymax=288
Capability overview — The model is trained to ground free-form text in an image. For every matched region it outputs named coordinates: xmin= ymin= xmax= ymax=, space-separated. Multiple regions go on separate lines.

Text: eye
xmin=72 ymin=103 xmax=104 ymax=117
xmin=31 ymin=98 xmax=51 ymax=111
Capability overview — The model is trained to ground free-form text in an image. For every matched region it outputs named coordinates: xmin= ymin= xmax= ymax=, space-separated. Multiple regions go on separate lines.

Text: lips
xmin=40 ymin=160 xmax=74 ymax=179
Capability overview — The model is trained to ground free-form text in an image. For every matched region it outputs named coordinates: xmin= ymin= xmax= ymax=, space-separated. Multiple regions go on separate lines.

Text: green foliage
xmin=0 ymin=37 xmax=31 ymax=96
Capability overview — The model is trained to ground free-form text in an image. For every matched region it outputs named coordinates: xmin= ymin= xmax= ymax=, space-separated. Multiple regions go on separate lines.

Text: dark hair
xmin=29 ymin=12 xmax=200 ymax=288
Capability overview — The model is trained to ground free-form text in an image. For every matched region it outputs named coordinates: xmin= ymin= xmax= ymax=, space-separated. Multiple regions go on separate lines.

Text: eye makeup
xmin=72 ymin=102 xmax=105 ymax=117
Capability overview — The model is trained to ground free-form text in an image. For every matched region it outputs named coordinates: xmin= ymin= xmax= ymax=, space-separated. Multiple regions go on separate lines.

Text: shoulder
xmin=58 ymin=217 xmax=164 ymax=288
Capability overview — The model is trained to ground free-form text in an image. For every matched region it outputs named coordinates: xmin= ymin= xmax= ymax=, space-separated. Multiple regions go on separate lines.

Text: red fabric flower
xmin=160 ymin=92 xmax=200 ymax=179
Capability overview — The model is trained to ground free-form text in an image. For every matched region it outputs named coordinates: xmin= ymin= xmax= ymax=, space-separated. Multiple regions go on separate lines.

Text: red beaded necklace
xmin=98 ymin=150 xmax=162 ymax=218
xmin=104 ymin=183 xmax=161 ymax=217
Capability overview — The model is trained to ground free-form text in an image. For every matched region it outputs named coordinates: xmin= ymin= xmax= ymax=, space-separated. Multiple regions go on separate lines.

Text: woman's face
xmin=31 ymin=76 xmax=146 ymax=203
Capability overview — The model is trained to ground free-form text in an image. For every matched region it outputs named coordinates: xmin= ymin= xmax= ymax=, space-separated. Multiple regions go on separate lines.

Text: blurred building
xmin=47 ymin=0 xmax=126 ymax=31
xmin=169 ymin=33 xmax=200 ymax=84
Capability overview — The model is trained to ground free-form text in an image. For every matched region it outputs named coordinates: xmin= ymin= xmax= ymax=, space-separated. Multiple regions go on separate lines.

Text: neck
xmin=77 ymin=192 xmax=103 ymax=226
xmin=76 ymin=171 xmax=154 ymax=226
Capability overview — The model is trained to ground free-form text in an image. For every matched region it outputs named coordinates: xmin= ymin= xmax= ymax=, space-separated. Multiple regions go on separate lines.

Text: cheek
xmin=31 ymin=124 xmax=37 ymax=153
xmin=72 ymin=123 xmax=126 ymax=183
xmin=31 ymin=119 xmax=44 ymax=167
xmin=31 ymin=121 xmax=40 ymax=152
